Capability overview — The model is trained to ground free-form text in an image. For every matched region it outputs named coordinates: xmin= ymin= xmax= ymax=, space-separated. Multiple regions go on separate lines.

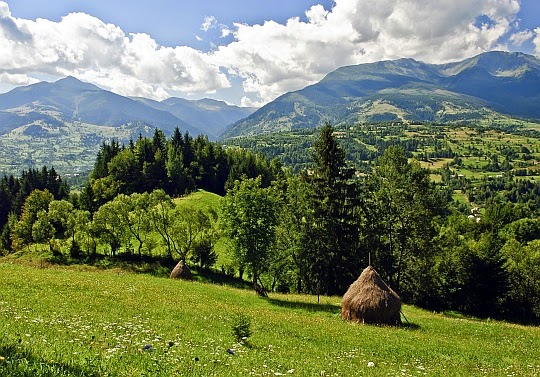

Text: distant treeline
xmin=0 ymin=166 xmax=69 ymax=229
xmin=79 ymin=128 xmax=281 ymax=212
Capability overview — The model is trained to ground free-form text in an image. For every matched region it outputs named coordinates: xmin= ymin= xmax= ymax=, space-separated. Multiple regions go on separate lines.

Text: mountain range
xmin=0 ymin=77 xmax=254 ymax=174
xmin=224 ymin=51 xmax=540 ymax=137
xmin=0 ymin=76 xmax=254 ymax=140
xmin=1 ymin=51 xmax=539 ymax=174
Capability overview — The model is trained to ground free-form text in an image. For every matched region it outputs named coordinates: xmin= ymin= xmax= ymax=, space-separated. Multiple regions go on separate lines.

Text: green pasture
xmin=1 ymin=263 xmax=539 ymax=376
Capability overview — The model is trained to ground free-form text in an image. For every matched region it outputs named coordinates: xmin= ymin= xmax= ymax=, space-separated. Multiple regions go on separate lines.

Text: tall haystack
xmin=341 ymin=266 xmax=401 ymax=325
xmin=170 ymin=260 xmax=193 ymax=280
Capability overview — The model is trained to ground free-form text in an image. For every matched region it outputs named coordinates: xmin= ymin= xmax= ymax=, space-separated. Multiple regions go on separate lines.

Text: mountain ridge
xmin=224 ymin=51 xmax=540 ymax=138
xmin=0 ymin=77 xmax=256 ymax=174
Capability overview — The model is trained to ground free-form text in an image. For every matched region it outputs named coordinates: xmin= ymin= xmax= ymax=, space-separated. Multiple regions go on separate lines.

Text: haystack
xmin=170 ymin=260 xmax=193 ymax=280
xmin=341 ymin=266 xmax=401 ymax=325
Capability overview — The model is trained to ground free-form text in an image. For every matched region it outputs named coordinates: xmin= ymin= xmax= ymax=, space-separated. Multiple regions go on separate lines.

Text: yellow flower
xmin=0 ymin=356 xmax=5 ymax=361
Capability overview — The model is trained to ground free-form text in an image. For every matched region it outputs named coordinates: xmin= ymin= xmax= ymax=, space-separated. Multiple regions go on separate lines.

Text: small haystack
xmin=170 ymin=260 xmax=193 ymax=280
xmin=341 ymin=266 xmax=401 ymax=326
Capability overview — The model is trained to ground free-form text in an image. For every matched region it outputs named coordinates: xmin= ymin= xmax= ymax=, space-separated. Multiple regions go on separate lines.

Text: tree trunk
xmin=253 ymin=274 xmax=268 ymax=297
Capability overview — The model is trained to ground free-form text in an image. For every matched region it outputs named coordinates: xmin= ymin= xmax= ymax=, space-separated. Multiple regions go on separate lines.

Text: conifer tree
xmin=297 ymin=123 xmax=361 ymax=296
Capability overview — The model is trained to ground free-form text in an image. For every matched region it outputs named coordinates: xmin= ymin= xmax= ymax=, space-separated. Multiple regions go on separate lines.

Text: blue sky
xmin=7 ymin=1 xmax=336 ymax=49
xmin=0 ymin=0 xmax=539 ymax=106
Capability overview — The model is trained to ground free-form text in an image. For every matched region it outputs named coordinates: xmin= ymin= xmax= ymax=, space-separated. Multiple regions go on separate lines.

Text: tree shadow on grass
xmin=193 ymin=268 xmax=253 ymax=290
xmin=264 ymin=297 xmax=340 ymax=314
xmin=400 ymin=321 xmax=421 ymax=330
xmin=0 ymin=342 xmax=100 ymax=377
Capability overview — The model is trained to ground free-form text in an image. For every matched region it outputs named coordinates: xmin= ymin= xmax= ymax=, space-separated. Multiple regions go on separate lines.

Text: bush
xmin=231 ymin=313 xmax=252 ymax=343
xmin=190 ymin=239 xmax=217 ymax=271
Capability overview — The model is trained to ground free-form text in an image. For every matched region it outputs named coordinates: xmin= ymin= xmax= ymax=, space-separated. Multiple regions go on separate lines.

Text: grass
xmin=174 ymin=190 xmax=222 ymax=211
xmin=1 ymin=263 xmax=540 ymax=376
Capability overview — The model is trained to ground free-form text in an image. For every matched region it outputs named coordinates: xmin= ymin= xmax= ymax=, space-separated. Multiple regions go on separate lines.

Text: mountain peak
xmin=54 ymin=76 xmax=101 ymax=91
xmin=441 ymin=51 xmax=540 ymax=77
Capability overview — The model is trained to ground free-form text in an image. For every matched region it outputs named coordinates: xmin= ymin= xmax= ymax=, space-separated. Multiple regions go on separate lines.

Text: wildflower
xmin=0 ymin=356 xmax=5 ymax=361
xmin=367 ymin=362 xmax=375 ymax=367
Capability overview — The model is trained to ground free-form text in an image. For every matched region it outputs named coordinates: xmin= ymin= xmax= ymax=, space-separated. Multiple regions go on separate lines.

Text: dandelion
xmin=0 ymin=356 xmax=5 ymax=361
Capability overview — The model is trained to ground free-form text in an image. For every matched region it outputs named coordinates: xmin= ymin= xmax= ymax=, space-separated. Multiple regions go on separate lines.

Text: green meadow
xmin=1 ymin=263 xmax=539 ymax=376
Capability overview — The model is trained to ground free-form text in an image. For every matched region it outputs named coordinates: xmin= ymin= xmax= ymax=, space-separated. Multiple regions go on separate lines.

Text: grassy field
xmin=1 ymin=263 xmax=539 ymax=376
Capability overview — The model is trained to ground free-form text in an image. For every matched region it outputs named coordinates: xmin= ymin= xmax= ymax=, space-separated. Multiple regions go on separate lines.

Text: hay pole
xmin=400 ymin=310 xmax=410 ymax=324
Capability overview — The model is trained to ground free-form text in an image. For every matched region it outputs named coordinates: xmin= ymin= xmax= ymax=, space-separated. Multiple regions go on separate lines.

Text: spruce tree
xmin=297 ymin=123 xmax=361 ymax=296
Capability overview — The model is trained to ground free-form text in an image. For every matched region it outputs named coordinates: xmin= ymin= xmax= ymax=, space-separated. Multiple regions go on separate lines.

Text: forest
xmin=1 ymin=124 xmax=540 ymax=324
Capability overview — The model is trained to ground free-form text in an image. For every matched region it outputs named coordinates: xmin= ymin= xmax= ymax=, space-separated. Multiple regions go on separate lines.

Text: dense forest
xmin=1 ymin=124 xmax=540 ymax=323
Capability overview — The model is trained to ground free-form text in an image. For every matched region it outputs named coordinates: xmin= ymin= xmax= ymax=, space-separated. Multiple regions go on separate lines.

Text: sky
xmin=0 ymin=0 xmax=539 ymax=107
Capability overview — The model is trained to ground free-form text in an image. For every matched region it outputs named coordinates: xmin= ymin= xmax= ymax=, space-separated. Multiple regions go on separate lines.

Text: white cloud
xmin=0 ymin=72 xmax=39 ymax=85
xmin=240 ymin=96 xmax=264 ymax=108
xmin=0 ymin=2 xmax=229 ymax=100
xmin=0 ymin=0 xmax=530 ymax=105
xmin=0 ymin=1 xmax=10 ymax=18
xmin=220 ymin=26 xmax=231 ymax=38
xmin=210 ymin=0 xmax=522 ymax=104
xmin=509 ymin=30 xmax=534 ymax=46
xmin=201 ymin=16 xmax=217 ymax=32
xmin=534 ymin=27 xmax=540 ymax=57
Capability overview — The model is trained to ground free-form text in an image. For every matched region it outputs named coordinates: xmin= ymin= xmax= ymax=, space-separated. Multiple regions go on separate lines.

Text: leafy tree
xmin=367 ymin=145 xmax=446 ymax=304
xmin=502 ymin=239 xmax=540 ymax=321
xmin=190 ymin=208 xmax=220 ymax=270
xmin=32 ymin=210 xmax=55 ymax=246
xmin=48 ymin=200 xmax=74 ymax=238
xmin=65 ymin=209 xmax=91 ymax=258
xmin=221 ymin=176 xmax=278 ymax=295
xmin=11 ymin=189 xmax=55 ymax=250
xmin=191 ymin=238 xmax=218 ymax=271
xmin=92 ymin=199 xmax=129 ymax=256
xmin=82 ymin=177 xmax=121 ymax=212
xmin=169 ymin=206 xmax=211 ymax=263
xmin=126 ymin=192 xmax=154 ymax=257
xmin=147 ymin=189 xmax=176 ymax=259
xmin=272 ymin=175 xmax=312 ymax=293
xmin=72 ymin=211 xmax=98 ymax=258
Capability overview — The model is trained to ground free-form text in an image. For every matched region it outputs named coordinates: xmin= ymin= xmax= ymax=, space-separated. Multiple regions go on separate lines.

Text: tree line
xmin=1 ymin=124 xmax=540 ymax=323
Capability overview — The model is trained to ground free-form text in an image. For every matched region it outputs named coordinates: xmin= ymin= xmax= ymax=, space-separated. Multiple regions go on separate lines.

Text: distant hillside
xmin=224 ymin=51 xmax=540 ymax=138
xmin=132 ymin=96 xmax=254 ymax=139
xmin=0 ymin=77 xmax=255 ymax=174
xmin=0 ymin=77 xmax=200 ymax=136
